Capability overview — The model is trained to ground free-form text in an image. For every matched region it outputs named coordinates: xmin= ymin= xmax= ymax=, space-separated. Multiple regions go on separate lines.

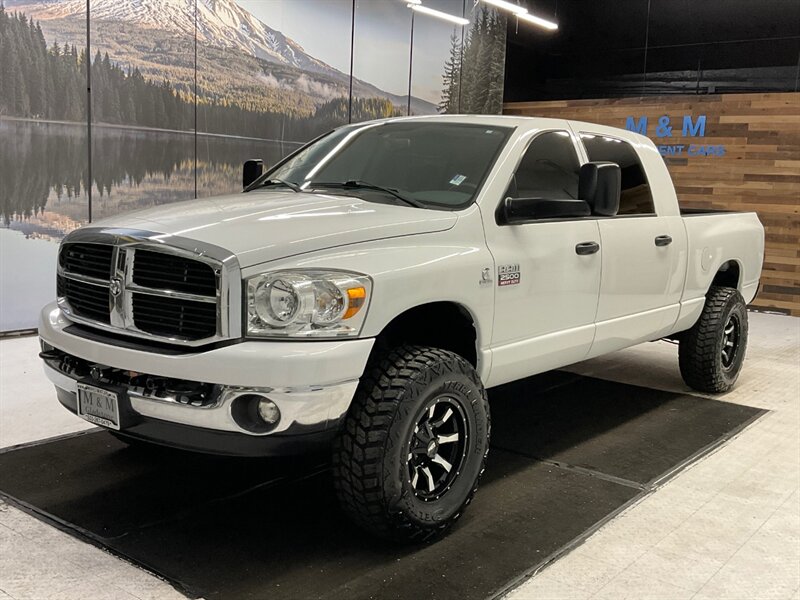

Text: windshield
xmin=258 ymin=121 xmax=513 ymax=210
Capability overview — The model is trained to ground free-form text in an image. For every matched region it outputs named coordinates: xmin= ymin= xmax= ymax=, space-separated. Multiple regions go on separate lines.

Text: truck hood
xmin=94 ymin=190 xmax=458 ymax=267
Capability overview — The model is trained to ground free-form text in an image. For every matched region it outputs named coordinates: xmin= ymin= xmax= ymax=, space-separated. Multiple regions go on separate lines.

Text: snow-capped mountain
xmin=11 ymin=0 xmax=343 ymax=78
xmin=8 ymin=0 xmax=438 ymax=114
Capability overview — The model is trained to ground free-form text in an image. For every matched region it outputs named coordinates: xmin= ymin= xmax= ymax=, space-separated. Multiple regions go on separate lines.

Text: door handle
xmin=575 ymin=241 xmax=600 ymax=255
xmin=655 ymin=235 xmax=673 ymax=247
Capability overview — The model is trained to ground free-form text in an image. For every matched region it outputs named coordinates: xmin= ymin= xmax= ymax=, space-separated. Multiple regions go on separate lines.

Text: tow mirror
xmin=243 ymin=159 xmax=264 ymax=190
xmin=501 ymin=196 xmax=591 ymax=224
xmin=579 ymin=161 xmax=621 ymax=216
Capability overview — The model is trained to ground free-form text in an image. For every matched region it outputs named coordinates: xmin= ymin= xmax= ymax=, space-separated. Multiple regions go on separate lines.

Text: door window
xmin=580 ymin=133 xmax=655 ymax=215
xmin=507 ymin=131 xmax=581 ymax=200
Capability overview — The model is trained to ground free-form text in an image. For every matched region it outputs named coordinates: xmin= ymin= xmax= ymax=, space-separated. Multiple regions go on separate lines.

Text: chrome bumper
xmin=39 ymin=303 xmax=374 ymax=438
xmin=43 ymin=361 xmax=359 ymax=436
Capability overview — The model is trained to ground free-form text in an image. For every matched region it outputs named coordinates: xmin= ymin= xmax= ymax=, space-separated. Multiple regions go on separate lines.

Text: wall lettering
xmin=625 ymin=114 xmax=724 ymax=157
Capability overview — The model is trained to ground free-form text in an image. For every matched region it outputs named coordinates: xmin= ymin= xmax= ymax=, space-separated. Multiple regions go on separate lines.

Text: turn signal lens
xmin=344 ymin=286 xmax=366 ymax=320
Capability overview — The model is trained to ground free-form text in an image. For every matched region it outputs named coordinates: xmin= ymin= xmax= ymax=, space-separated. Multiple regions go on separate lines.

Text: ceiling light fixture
xmin=516 ymin=11 xmax=558 ymax=30
xmin=478 ymin=0 xmax=558 ymax=31
xmin=409 ymin=4 xmax=470 ymax=26
xmin=480 ymin=0 xmax=528 ymax=15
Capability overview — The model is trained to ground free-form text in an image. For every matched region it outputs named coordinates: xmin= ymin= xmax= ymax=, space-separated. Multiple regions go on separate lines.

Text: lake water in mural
xmin=0 ymin=118 xmax=297 ymax=330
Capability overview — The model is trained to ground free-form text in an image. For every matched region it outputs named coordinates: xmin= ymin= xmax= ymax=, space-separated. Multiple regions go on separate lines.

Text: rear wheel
xmin=333 ymin=345 xmax=490 ymax=542
xmin=679 ymin=286 xmax=748 ymax=393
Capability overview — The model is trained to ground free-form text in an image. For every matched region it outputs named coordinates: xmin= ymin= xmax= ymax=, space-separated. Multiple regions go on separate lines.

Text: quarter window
xmin=580 ymin=133 xmax=655 ymax=215
xmin=506 ymin=131 xmax=581 ymax=200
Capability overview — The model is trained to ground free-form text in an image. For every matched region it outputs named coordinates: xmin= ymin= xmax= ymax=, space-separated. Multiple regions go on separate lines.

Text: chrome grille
xmin=57 ymin=276 xmax=111 ymax=323
xmin=59 ymin=243 xmax=114 ymax=279
xmin=132 ymin=249 xmax=217 ymax=296
xmin=56 ymin=232 xmax=233 ymax=346
xmin=132 ymin=293 xmax=217 ymax=339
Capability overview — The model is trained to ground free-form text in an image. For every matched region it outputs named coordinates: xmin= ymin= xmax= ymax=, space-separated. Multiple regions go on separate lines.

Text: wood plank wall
xmin=504 ymin=93 xmax=800 ymax=316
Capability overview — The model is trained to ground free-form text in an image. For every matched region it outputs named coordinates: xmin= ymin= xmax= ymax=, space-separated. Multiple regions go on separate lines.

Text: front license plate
xmin=77 ymin=383 xmax=121 ymax=430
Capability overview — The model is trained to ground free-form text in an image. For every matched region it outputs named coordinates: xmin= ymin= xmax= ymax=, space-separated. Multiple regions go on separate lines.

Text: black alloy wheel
xmin=406 ymin=396 xmax=469 ymax=502
xmin=720 ymin=313 xmax=741 ymax=370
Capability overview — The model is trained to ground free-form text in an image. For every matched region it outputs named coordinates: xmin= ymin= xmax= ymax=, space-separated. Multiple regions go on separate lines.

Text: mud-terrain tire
xmin=679 ymin=286 xmax=748 ymax=393
xmin=333 ymin=345 xmax=490 ymax=542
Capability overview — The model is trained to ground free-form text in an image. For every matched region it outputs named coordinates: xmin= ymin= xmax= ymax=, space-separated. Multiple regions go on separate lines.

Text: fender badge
xmin=479 ymin=267 xmax=492 ymax=286
xmin=498 ymin=264 xmax=520 ymax=286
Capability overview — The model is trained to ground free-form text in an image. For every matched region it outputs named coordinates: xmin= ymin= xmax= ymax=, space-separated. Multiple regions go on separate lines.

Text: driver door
xmin=484 ymin=130 xmax=602 ymax=388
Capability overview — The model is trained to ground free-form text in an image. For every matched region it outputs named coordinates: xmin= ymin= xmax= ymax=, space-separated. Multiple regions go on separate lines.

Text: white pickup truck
xmin=39 ymin=115 xmax=764 ymax=541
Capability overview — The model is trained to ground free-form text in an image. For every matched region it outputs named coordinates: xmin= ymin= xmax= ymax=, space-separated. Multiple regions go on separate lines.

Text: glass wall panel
xmin=410 ymin=0 xmax=464 ymax=115
xmin=460 ymin=1 xmax=506 ymax=114
xmin=197 ymin=0 xmax=353 ymax=197
xmin=351 ymin=0 xmax=413 ymax=123
xmin=88 ymin=0 xmax=196 ymax=219
xmin=0 ymin=1 xmax=89 ymax=330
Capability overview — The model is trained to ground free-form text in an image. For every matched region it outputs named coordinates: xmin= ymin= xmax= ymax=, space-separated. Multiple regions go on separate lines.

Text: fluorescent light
xmin=410 ymin=4 xmax=470 ymax=25
xmin=478 ymin=0 xmax=558 ymax=31
xmin=480 ymin=0 xmax=527 ymax=15
xmin=405 ymin=0 xmax=422 ymax=4
xmin=517 ymin=12 xmax=558 ymax=30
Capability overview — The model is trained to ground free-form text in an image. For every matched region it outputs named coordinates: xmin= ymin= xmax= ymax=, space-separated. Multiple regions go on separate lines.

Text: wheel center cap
xmin=426 ymin=439 xmax=438 ymax=458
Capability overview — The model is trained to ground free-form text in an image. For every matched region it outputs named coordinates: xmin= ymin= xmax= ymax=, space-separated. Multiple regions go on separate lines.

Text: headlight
xmin=246 ymin=270 xmax=371 ymax=338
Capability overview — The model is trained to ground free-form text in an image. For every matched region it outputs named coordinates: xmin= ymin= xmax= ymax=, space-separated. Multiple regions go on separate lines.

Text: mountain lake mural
xmin=0 ymin=0 xmax=506 ymax=330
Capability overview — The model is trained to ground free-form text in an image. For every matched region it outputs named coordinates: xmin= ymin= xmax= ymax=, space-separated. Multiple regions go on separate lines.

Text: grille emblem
xmin=109 ymin=277 xmax=123 ymax=298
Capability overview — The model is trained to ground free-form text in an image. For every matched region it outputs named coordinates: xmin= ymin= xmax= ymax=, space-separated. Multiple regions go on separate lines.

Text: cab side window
xmin=580 ymin=133 xmax=655 ymax=215
xmin=507 ymin=131 xmax=580 ymax=200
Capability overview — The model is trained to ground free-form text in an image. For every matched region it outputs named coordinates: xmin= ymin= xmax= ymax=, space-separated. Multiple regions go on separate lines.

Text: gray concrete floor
xmin=0 ymin=312 xmax=798 ymax=599
xmin=509 ymin=312 xmax=800 ymax=600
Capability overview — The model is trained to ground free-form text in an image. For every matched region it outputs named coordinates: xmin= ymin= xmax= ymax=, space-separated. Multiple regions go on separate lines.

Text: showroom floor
xmin=0 ymin=312 xmax=798 ymax=600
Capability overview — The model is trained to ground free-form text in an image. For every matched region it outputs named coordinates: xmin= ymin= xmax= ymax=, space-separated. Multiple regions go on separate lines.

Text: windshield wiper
xmin=311 ymin=180 xmax=424 ymax=208
xmin=262 ymin=178 xmax=302 ymax=193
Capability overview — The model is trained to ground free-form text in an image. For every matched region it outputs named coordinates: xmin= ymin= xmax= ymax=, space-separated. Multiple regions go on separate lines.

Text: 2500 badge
xmin=498 ymin=264 xmax=520 ymax=286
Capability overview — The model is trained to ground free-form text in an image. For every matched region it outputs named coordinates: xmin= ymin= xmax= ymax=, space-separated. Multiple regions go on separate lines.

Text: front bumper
xmin=39 ymin=303 xmax=374 ymax=456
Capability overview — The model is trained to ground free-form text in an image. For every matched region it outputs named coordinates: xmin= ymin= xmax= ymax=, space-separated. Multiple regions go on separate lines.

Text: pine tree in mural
xmin=1 ymin=6 xmax=410 ymax=141
xmin=439 ymin=6 xmax=507 ymax=115
xmin=439 ymin=31 xmax=462 ymax=114
xmin=0 ymin=7 xmax=85 ymax=121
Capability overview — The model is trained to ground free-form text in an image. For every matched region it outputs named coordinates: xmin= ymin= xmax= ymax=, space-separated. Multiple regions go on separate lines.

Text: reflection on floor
xmin=0 ymin=311 xmax=797 ymax=599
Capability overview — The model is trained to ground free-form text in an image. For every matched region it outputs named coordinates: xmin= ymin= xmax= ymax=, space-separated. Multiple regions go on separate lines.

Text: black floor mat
xmin=0 ymin=372 xmax=764 ymax=600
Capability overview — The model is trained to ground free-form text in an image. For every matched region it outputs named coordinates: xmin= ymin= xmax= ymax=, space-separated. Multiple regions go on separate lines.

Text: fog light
xmin=257 ymin=398 xmax=281 ymax=425
xmin=230 ymin=393 xmax=282 ymax=434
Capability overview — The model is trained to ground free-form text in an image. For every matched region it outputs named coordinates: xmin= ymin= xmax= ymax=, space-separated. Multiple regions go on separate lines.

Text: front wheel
xmin=333 ymin=345 xmax=490 ymax=542
xmin=679 ymin=286 xmax=749 ymax=393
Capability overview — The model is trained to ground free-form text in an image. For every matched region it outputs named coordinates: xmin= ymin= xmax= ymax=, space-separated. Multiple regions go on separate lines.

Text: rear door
xmin=577 ymin=131 xmax=686 ymax=357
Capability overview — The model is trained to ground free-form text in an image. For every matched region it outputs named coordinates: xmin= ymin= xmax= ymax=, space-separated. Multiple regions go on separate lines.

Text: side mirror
xmin=243 ymin=159 xmax=264 ymax=190
xmin=579 ymin=162 xmax=621 ymax=216
xmin=501 ymin=196 xmax=591 ymax=224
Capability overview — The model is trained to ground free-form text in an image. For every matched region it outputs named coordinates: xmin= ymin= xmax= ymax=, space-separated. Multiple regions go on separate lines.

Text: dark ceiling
xmin=504 ymin=0 xmax=800 ymax=101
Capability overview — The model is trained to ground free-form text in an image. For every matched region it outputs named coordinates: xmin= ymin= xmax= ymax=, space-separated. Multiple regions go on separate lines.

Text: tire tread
xmin=332 ymin=345 xmax=489 ymax=542
xmin=679 ymin=286 xmax=747 ymax=393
